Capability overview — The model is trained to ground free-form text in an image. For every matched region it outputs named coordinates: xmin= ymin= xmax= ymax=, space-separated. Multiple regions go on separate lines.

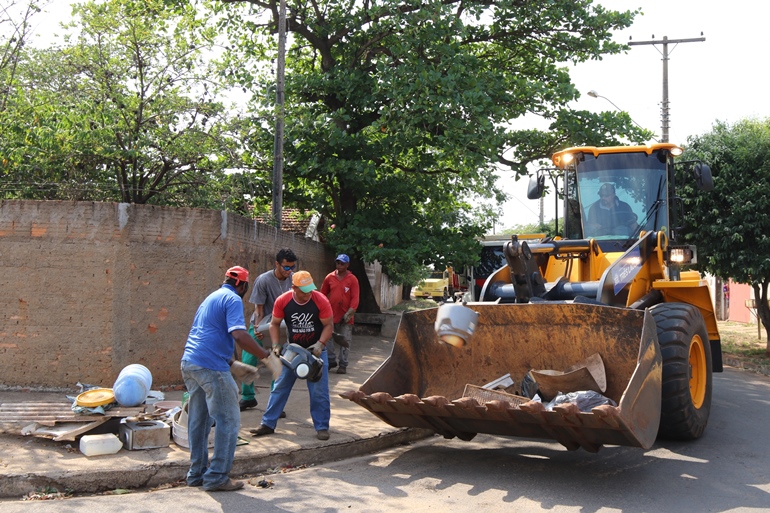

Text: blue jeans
xmin=180 ymin=361 xmax=240 ymax=490
xmin=261 ymin=349 xmax=330 ymax=431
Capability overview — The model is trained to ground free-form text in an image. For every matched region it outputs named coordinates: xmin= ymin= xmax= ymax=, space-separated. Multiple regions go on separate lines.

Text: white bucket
xmin=113 ymin=364 xmax=153 ymax=407
xmin=172 ymin=405 xmax=215 ymax=449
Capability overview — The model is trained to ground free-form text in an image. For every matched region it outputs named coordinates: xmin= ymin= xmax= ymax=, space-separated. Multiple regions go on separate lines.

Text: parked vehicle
xmin=413 ymin=268 xmax=451 ymax=302
xmin=415 ymin=266 xmax=472 ymax=302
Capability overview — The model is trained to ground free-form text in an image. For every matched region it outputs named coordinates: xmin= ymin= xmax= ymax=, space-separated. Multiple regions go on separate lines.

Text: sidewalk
xmin=0 ymin=330 xmax=431 ymax=499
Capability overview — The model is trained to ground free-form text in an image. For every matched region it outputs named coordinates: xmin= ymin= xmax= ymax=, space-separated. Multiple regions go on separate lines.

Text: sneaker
xmin=328 ymin=361 xmax=338 ymax=369
xmin=249 ymin=425 xmax=275 ymax=437
xmin=336 ymin=367 xmax=347 ymax=375
xmin=239 ymin=398 xmax=258 ymax=411
xmin=316 ymin=430 xmax=330 ymax=440
xmin=279 ymin=411 xmax=287 ymax=418
xmin=203 ymin=478 xmax=244 ymax=492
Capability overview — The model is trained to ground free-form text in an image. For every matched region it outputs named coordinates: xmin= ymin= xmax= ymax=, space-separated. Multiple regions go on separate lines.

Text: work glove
xmin=262 ymin=353 xmax=284 ymax=381
xmin=308 ymin=341 xmax=325 ymax=358
xmin=230 ymin=360 xmax=259 ymax=385
xmin=342 ymin=308 xmax=355 ymax=323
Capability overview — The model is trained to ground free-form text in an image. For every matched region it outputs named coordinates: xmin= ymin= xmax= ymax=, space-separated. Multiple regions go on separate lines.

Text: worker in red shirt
xmin=320 ymin=254 xmax=360 ymax=374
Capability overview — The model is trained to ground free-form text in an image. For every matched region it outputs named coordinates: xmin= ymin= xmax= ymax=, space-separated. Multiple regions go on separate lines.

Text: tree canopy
xmin=209 ymin=0 xmax=650 ymax=286
xmin=1 ymin=0 xmax=262 ymax=209
xmin=3 ymin=0 xmax=654 ymax=311
xmin=682 ymin=118 xmax=770 ymax=350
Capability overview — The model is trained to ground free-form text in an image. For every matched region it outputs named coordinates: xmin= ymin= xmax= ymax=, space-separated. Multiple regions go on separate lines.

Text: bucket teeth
xmin=344 ymin=389 xmax=635 ymax=452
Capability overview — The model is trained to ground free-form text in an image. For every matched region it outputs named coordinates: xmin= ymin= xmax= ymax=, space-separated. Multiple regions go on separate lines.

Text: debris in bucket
xmin=520 ymin=371 xmax=540 ymax=399
xmin=462 ymin=384 xmax=530 ymax=408
xmin=530 ymin=353 xmax=607 ymax=401
xmin=481 ymin=373 xmax=514 ymax=391
xmin=544 ymin=391 xmax=617 ymax=412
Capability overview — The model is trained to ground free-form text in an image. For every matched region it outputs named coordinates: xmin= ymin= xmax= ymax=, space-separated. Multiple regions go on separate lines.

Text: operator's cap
xmin=225 ymin=266 xmax=249 ymax=286
xmin=335 ymin=254 xmax=350 ymax=264
xmin=598 ymin=183 xmax=616 ymax=197
xmin=292 ymin=270 xmax=317 ymax=292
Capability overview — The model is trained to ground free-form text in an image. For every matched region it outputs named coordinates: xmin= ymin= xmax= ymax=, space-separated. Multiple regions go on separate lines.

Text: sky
xmin=27 ymin=1 xmax=770 ymax=230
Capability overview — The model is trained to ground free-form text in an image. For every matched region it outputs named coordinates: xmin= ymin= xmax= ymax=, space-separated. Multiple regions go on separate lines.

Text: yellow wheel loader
xmin=344 ymin=143 xmax=721 ymax=452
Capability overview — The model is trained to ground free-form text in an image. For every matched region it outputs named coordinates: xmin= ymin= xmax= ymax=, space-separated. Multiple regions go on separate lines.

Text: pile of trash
xmin=20 ymin=363 xmax=193 ymax=457
xmin=462 ymin=352 xmax=617 ymax=412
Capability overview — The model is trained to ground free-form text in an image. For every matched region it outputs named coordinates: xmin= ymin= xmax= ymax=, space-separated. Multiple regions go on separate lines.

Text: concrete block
xmin=119 ymin=420 xmax=170 ymax=450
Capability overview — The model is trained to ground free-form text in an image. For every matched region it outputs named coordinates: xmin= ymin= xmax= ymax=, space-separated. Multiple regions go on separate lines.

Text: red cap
xmin=225 ymin=266 xmax=249 ymax=286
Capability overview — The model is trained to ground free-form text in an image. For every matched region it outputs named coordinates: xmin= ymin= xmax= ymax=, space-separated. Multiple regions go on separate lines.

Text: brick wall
xmin=0 ymin=200 xmax=335 ymax=389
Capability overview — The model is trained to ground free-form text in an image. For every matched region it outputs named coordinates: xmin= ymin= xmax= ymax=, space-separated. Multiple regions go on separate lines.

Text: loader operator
xmin=586 ymin=183 xmax=638 ymax=236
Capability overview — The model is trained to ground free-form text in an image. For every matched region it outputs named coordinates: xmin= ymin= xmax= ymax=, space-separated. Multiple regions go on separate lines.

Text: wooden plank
xmin=20 ymin=418 xmax=111 ymax=441
xmin=0 ymin=402 xmax=145 ymax=427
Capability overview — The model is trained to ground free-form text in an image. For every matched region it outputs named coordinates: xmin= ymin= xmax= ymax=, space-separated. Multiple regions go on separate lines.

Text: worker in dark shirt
xmin=250 ymin=271 xmax=334 ymax=441
xmin=587 ymin=183 xmax=638 ymax=236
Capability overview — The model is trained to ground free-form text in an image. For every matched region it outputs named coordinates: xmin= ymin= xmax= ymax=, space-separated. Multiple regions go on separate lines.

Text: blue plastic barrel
xmin=113 ymin=364 xmax=153 ymax=407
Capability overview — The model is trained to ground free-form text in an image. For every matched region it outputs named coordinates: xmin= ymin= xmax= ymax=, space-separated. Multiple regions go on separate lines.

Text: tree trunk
xmin=349 ymin=257 xmax=381 ymax=315
xmin=754 ymin=282 xmax=770 ymax=355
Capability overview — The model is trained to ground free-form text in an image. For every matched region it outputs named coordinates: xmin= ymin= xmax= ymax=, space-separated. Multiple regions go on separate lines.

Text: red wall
xmin=727 ymin=280 xmax=753 ymax=323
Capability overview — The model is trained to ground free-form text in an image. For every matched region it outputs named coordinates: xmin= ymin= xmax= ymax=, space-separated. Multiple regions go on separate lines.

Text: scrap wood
xmin=21 ymin=418 xmax=111 ymax=441
xmin=1 ymin=402 xmax=144 ymax=424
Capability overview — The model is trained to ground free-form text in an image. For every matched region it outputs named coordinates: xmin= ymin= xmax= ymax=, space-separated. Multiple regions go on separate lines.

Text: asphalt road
xmin=3 ymin=367 xmax=769 ymax=513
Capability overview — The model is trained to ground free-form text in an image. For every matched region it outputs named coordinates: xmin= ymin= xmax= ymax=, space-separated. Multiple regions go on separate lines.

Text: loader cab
xmin=553 ymin=145 xmax=676 ymax=249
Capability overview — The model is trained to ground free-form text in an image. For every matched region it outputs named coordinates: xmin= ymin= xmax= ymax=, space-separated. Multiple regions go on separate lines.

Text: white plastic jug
xmin=113 ymin=364 xmax=153 ymax=407
xmin=80 ymin=433 xmax=123 ymax=456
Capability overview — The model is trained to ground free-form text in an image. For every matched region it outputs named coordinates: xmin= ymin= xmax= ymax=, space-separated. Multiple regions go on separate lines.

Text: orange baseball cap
xmin=225 ymin=266 xmax=249 ymax=286
xmin=292 ymin=270 xmax=316 ymax=292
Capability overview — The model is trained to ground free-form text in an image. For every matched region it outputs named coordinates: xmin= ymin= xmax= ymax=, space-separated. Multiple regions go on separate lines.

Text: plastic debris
xmin=544 ymin=390 xmax=617 ymax=412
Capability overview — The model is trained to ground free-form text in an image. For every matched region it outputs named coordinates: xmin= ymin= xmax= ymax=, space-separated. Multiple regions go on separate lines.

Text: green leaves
xmin=682 ymin=118 xmax=770 ymax=287
xmin=210 ymin=0 xmax=642 ymax=283
xmin=1 ymin=0 xmax=260 ymax=205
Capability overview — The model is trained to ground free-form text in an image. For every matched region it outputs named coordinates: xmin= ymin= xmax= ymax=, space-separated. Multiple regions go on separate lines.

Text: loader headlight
xmin=669 ymin=245 xmax=697 ymax=265
xmin=669 ymin=146 xmax=683 ymax=156
xmin=434 ymin=303 xmax=479 ymax=348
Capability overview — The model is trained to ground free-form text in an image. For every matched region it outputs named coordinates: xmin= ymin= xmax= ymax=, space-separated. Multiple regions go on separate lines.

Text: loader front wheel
xmin=650 ymin=302 xmax=712 ymax=440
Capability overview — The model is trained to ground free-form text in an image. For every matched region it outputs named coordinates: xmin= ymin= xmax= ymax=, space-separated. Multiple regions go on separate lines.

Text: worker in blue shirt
xmin=181 ymin=266 xmax=280 ymax=492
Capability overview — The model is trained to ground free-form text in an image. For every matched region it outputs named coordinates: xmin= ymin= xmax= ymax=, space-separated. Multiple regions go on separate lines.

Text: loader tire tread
xmin=650 ymin=302 xmax=712 ymax=440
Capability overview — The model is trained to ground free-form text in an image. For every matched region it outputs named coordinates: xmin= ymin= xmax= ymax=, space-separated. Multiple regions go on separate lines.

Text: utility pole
xmin=272 ymin=0 xmax=287 ymax=229
xmin=539 ymin=195 xmax=544 ymax=226
xmin=628 ymin=35 xmax=705 ymax=143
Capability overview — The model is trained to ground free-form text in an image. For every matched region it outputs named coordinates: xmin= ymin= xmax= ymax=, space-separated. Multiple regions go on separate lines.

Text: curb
xmin=0 ymin=428 xmax=434 ymax=499
xmin=231 ymin=427 xmax=434 ymax=480
xmin=723 ymin=356 xmax=770 ymax=377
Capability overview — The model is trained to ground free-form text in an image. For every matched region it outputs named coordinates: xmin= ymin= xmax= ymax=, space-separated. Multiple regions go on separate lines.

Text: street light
xmin=587 ymin=90 xmax=657 ymax=141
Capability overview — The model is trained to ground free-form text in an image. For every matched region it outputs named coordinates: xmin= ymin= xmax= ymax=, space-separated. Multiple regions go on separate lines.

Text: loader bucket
xmin=343 ymin=303 xmax=662 ymax=452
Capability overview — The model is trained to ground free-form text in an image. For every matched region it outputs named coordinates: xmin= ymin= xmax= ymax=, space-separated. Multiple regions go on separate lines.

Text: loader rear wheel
xmin=650 ymin=303 xmax=712 ymax=440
